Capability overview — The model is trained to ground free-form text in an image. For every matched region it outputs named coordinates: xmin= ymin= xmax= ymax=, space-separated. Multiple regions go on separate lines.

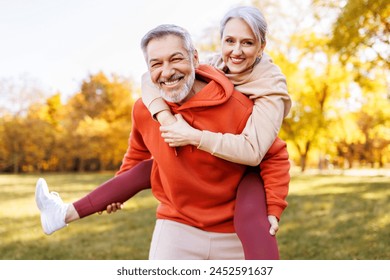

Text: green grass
xmin=0 ymin=173 xmax=156 ymax=260
xmin=278 ymin=174 xmax=390 ymax=260
xmin=0 ymin=172 xmax=389 ymax=260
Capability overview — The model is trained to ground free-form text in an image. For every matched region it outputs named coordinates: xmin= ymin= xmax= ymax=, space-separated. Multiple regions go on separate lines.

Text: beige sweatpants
xmin=148 ymin=219 xmax=244 ymax=260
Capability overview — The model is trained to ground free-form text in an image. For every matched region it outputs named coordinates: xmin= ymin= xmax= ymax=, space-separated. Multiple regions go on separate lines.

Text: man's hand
xmin=160 ymin=114 xmax=202 ymax=147
xmin=98 ymin=202 xmax=123 ymax=215
xmin=268 ymin=215 xmax=279 ymax=235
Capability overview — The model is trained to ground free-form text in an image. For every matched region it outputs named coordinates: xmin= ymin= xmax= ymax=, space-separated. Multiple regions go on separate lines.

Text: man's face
xmin=146 ymin=35 xmax=198 ymax=103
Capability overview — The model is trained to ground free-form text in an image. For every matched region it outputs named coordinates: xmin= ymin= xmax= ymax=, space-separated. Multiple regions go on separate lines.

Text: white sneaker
xmin=35 ymin=178 xmax=69 ymax=235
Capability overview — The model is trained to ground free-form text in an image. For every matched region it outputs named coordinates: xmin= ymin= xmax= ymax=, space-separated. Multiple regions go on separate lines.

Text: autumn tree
xmin=322 ymin=0 xmax=390 ymax=167
xmin=64 ymin=72 xmax=134 ymax=172
xmin=0 ymin=116 xmax=25 ymax=173
xmin=325 ymin=0 xmax=390 ymax=67
xmin=0 ymin=77 xmax=49 ymax=173
xmin=274 ymin=32 xmax=355 ymax=171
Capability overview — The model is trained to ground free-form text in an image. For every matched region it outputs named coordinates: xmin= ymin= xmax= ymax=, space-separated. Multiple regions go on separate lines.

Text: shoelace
xmin=50 ymin=192 xmax=63 ymax=202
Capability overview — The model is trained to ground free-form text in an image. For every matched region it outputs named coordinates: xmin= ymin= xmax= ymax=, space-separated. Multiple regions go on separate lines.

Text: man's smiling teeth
xmin=161 ymin=77 xmax=182 ymax=86
xmin=164 ymin=79 xmax=180 ymax=85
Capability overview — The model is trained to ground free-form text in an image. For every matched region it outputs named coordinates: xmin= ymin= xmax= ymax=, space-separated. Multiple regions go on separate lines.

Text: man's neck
xmin=178 ymin=79 xmax=208 ymax=105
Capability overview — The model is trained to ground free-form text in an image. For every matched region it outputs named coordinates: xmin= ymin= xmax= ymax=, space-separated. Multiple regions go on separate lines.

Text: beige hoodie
xmin=142 ymin=53 xmax=291 ymax=166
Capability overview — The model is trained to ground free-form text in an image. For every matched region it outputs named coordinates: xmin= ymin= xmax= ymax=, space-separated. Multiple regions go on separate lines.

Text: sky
xmin=0 ymin=0 xmax=251 ymax=100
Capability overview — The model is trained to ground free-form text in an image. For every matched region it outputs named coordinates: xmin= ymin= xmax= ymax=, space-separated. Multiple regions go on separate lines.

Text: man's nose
xmin=161 ymin=63 xmax=175 ymax=79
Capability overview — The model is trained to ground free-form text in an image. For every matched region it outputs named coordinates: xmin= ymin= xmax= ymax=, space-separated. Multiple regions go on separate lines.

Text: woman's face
xmin=221 ymin=18 xmax=265 ymax=74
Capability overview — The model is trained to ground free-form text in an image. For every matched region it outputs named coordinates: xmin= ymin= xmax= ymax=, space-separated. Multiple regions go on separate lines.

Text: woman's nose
xmin=232 ymin=43 xmax=242 ymax=55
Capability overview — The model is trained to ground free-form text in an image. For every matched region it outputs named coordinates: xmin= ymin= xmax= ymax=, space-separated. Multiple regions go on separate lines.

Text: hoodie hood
xmin=167 ymin=64 xmax=235 ymax=111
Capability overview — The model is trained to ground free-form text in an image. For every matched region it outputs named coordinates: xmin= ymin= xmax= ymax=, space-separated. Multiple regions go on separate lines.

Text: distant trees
xmin=0 ymin=72 xmax=134 ymax=173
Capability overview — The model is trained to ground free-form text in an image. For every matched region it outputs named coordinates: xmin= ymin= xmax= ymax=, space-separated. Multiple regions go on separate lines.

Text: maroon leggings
xmin=73 ymin=159 xmax=279 ymax=260
xmin=234 ymin=171 xmax=279 ymax=259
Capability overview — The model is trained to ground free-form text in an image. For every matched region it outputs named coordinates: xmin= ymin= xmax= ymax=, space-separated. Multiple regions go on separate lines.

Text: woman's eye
xmin=243 ymin=41 xmax=254 ymax=46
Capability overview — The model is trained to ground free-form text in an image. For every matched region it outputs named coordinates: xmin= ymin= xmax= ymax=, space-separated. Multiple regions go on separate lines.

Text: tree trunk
xmin=300 ymin=154 xmax=307 ymax=172
xmin=12 ymin=154 xmax=19 ymax=174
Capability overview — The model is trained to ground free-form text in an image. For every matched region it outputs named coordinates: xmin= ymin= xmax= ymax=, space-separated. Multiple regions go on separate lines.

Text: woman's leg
xmin=234 ymin=171 xmax=280 ymax=260
xmin=73 ymin=159 xmax=153 ymax=218
xmin=36 ymin=159 xmax=153 ymax=235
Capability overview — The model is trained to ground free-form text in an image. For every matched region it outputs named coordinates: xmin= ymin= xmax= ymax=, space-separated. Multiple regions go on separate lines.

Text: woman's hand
xmin=160 ymin=114 xmax=202 ymax=147
xmin=268 ymin=215 xmax=279 ymax=235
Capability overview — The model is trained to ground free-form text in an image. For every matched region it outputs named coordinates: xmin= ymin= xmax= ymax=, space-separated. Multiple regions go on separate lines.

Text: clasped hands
xmin=160 ymin=113 xmax=202 ymax=147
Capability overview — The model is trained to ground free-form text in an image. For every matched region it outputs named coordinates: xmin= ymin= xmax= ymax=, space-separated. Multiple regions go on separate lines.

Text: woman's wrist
xmin=156 ymin=110 xmax=176 ymax=126
xmin=190 ymin=129 xmax=203 ymax=147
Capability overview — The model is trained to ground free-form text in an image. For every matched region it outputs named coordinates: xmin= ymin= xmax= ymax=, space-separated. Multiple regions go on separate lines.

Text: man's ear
xmin=193 ymin=50 xmax=200 ymax=68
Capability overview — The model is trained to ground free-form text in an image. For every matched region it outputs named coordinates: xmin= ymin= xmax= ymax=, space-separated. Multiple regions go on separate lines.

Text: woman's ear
xmin=258 ymin=42 xmax=266 ymax=57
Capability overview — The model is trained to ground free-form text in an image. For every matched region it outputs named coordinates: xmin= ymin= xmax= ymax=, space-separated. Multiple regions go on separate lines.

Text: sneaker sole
xmin=35 ymin=178 xmax=67 ymax=235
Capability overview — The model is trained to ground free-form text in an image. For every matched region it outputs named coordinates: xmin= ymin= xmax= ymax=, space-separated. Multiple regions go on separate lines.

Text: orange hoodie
xmin=118 ymin=64 xmax=288 ymax=232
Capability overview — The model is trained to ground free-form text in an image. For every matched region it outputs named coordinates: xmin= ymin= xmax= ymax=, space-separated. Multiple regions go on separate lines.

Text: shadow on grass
xmin=278 ymin=177 xmax=390 ymax=260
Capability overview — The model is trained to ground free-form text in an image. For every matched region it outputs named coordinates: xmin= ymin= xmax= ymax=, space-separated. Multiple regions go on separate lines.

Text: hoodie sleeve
xmin=259 ymin=137 xmax=290 ymax=220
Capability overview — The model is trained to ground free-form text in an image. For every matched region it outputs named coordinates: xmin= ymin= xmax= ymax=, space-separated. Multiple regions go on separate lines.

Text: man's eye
xmin=150 ymin=63 xmax=161 ymax=68
xmin=172 ymin=57 xmax=184 ymax=62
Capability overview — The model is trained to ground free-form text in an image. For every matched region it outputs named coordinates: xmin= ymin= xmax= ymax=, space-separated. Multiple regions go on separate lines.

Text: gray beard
xmin=160 ymin=70 xmax=195 ymax=104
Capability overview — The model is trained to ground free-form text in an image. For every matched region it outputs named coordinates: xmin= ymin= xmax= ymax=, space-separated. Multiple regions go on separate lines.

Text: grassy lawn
xmin=0 ymin=172 xmax=389 ymax=260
